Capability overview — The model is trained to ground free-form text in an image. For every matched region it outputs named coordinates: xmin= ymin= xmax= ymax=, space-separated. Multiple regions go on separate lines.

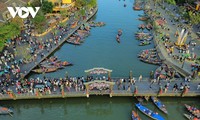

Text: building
xmin=0 ymin=0 xmax=30 ymax=23
xmin=195 ymin=1 xmax=200 ymax=10
xmin=47 ymin=0 xmax=75 ymax=12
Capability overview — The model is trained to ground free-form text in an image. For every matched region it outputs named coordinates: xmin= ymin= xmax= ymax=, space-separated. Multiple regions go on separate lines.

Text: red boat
xmin=132 ymin=110 xmax=141 ymax=120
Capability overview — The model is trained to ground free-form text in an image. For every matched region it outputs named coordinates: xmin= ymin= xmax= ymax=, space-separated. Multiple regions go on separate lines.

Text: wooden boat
xmin=0 ymin=106 xmax=13 ymax=115
xmin=118 ymin=29 xmax=123 ymax=36
xmin=139 ymin=58 xmax=162 ymax=65
xmin=138 ymin=24 xmax=145 ymax=29
xmin=116 ymin=34 xmax=120 ymax=43
xmin=77 ymin=30 xmax=90 ymax=38
xmin=32 ymin=67 xmax=58 ymax=73
xmin=139 ymin=41 xmax=151 ymax=46
xmin=151 ymin=96 xmax=168 ymax=114
xmin=138 ymin=17 xmax=149 ymax=21
xmin=62 ymin=61 xmax=73 ymax=66
xmin=41 ymin=61 xmax=73 ymax=68
xmin=136 ymin=103 xmax=165 ymax=120
xmin=66 ymin=37 xmax=81 ymax=45
xmin=116 ymin=38 xmax=120 ymax=43
xmin=89 ymin=21 xmax=105 ymax=27
xmin=133 ymin=6 xmax=142 ymax=10
xmin=132 ymin=110 xmax=141 ymax=120
xmin=185 ymin=104 xmax=200 ymax=118
xmin=40 ymin=57 xmax=58 ymax=65
xmin=184 ymin=113 xmax=200 ymax=120
xmin=146 ymin=24 xmax=153 ymax=30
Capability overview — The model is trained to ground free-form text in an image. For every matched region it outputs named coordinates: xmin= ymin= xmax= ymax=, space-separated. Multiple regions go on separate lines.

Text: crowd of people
xmin=0 ymin=6 xmax=97 ymax=81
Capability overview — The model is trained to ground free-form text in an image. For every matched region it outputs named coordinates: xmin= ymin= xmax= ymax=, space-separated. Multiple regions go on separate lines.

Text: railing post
xmin=35 ymin=89 xmax=40 ymax=98
xmin=158 ymin=86 xmax=163 ymax=96
xmin=134 ymin=86 xmax=138 ymax=95
xmin=86 ymin=89 xmax=89 ymax=98
xmin=181 ymin=86 xmax=188 ymax=97
xmin=61 ymin=87 xmax=65 ymax=98
xmin=129 ymin=70 xmax=133 ymax=79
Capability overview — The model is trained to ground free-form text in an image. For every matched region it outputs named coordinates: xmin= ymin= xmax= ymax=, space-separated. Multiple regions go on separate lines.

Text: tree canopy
xmin=0 ymin=22 xmax=20 ymax=51
xmin=31 ymin=11 xmax=46 ymax=33
xmin=165 ymin=0 xmax=176 ymax=5
xmin=188 ymin=11 xmax=200 ymax=25
xmin=42 ymin=1 xmax=53 ymax=14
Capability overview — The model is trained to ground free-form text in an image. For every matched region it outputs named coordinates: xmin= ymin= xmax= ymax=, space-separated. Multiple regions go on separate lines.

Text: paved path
xmin=0 ymin=77 xmax=200 ymax=100
xmin=147 ymin=1 xmax=199 ymax=77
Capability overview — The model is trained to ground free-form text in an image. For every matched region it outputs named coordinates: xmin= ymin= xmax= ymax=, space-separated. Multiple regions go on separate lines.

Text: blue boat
xmin=135 ymin=103 xmax=165 ymax=120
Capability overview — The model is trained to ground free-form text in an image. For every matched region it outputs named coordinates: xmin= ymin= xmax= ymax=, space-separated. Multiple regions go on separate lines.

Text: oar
xmin=8 ymin=112 xmax=13 ymax=117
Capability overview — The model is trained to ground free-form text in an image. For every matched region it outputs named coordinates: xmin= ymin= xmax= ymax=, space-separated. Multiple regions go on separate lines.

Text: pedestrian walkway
xmin=147 ymin=1 xmax=199 ymax=77
xmin=0 ymin=77 xmax=199 ymax=100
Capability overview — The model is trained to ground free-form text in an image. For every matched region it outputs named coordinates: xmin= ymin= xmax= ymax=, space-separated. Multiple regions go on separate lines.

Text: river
xmin=2 ymin=0 xmax=199 ymax=120
xmin=30 ymin=0 xmax=157 ymax=78
xmin=1 ymin=97 xmax=200 ymax=120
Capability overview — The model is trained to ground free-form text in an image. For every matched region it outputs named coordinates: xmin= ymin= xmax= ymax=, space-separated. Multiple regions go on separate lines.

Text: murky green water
xmin=1 ymin=97 xmax=200 ymax=120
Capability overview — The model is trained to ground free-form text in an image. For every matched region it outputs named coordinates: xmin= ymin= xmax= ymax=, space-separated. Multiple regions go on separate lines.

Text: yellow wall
xmin=196 ymin=4 xmax=200 ymax=11
xmin=62 ymin=0 xmax=72 ymax=4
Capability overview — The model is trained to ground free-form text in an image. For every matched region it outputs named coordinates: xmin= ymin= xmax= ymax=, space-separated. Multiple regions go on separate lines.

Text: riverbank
xmin=0 ymin=6 xmax=98 ymax=80
xmin=22 ymin=7 xmax=98 ymax=78
xmin=144 ymin=0 xmax=200 ymax=78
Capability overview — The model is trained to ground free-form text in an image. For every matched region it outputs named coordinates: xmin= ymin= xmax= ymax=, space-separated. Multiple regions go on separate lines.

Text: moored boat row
xmin=185 ymin=104 xmax=200 ymax=118
xmin=32 ymin=57 xmax=72 ymax=74
xmin=89 ymin=21 xmax=106 ymax=27
xmin=138 ymin=49 xmax=162 ymax=65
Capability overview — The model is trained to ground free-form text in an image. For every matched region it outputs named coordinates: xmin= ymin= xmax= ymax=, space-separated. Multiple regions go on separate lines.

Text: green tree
xmin=188 ymin=11 xmax=200 ymax=25
xmin=42 ymin=1 xmax=53 ymax=14
xmin=165 ymin=0 xmax=176 ymax=5
xmin=31 ymin=11 xmax=46 ymax=33
xmin=75 ymin=0 xmax=87 ymax=9
xmin=31 ymin=0 xmax=41 ymax=7
xmin=0 ymin=22 xmax=20 ymax=50
xmin=87 ymin=0 xmax=97 ymax=9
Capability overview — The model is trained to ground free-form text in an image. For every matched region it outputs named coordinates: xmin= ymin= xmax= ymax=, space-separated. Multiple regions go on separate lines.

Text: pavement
xmin=146 ymin=1 xmax=200 ymax=78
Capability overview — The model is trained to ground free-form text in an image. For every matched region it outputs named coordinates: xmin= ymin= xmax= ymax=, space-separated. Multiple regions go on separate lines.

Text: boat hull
xmin=136 ymin=103 xmax=165 ymax=120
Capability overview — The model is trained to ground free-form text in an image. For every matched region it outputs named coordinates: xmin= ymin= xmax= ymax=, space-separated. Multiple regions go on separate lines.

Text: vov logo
xmin=7 ymin=7 xmax=40 ymax=19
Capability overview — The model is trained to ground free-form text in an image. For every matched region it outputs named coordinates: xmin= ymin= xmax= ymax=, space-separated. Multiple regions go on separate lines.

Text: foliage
xmin=31 ymin=11 xmax=46 ymax=33
xmin=75 ymin=0 xmax=97 ymax=9
xmin=87 ymin=0 xmax=97 ymax=9
xmin=30 ymin=0 xmax=41 ymax=7
xmin=165 ymin=0 xmax=176 ymax=5
xmin=60 ymin=10 xmax=68 ymax=18
xmin=0 ymin=22 xmax=20 ymax=51
xmin=188 ymin=11 xmax=200 ymax=25
xmin=42 ymin=1 xmax=53 ymax=14
xmin=75 ymin=0 xmax=87 ymax=8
